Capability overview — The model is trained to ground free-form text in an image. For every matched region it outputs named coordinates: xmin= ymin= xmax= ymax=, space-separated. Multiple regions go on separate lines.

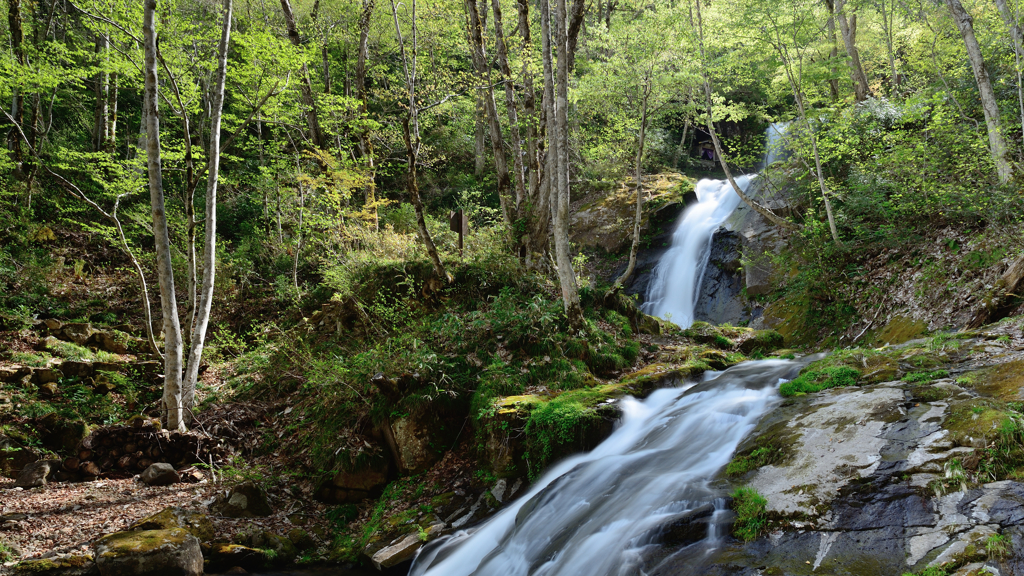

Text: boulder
xmin=247 ymin=531 xmax=297 ymax=565
xmin=94 ymin=528 xmax=202 ymax=576
xmin=14 ymin=555 xmax=97 ymax=576
xmin=203 ymin=543 xmax=268 ymax=572
xmin=38 ymin=416 xmax=90 ymax=454
xmin=36 ymin=336 xmax=62 ymax=353
xmin=130 ymin=507 xmax=214 ymax=542
xmin=389 ymin=412 xmax=453 ymax=474
xmin=1 ymin=434 xmax=40 ymax=478
xmin=287 ymin=528 xmax=314 ymax=550
xmin=212 ymin=481 xmax=272 ymax=518
xmin=14 ymin=459 xmax=62 ymax=488
xmin=43 ymin=318 xmax=63 ymax=331
xmin=39 ymin=382 xmax=58 ymax=397
xmin=140 ymin=463 xmax=180 ymax=486
xmin=59 ymin=323 xmax=96 ymax=346
xmin=88 ymin=332 xmax=128 ymax=355
xmin=0 ymin=366 xmax=31 ymax=382
xmin=60 ymin=361 xmax=95 ymax=378
xmin=366 ymin=521 xmax=445 ymax=570
xmin=316 ymin=449 xmax=390 ymax=504
xmin=32 ymin=367 xmax=63 ymax=384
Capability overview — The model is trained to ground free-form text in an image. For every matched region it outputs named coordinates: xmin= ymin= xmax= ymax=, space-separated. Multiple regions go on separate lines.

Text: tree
xmin=143 ymin=0 xmax=186 ymax=432
xmin=832 ymin=0 xmax=870 ymax=102
xmin=944 ymin=0 xmax=1013 ymax=183
xmin=281 ymin=0 xmax=327 ymax=150
xmin=390 ymin=0 xmax=449 ymax=281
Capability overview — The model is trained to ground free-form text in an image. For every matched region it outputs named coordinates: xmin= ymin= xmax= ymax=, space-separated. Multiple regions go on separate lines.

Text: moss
xmin=959 ymin=360 xmax=1024 ymax=402
xmin=725 ymin=444 xmax=785 ymax=476
xmin=14 ymin=556 xmax=93 ymax=574
xmin=780 ymin=366 xmax=860 ymax=397
xmin=909 ymin=385 xmax=952 ymax=402
xmin=874 ymin=316 xmax=929 ymax=346
xmin=739 ymin=330 xmax=785 ymax=355
xmin=96 ymin=529 xmax=192 ymax=557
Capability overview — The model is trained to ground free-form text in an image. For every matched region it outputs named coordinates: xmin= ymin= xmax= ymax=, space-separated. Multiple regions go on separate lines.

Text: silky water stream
xmin=409 ymin=359 xmax=814 ymax=576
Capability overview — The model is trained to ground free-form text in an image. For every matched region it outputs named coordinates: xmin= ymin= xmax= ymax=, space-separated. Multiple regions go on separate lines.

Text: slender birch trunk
xmin=995 ymin=0 xmax=1024 ymax=146
xmin=834 ymin=0 xmax=870 ymax=102
xmin=144 ymin=0 xmax=185 ymax=432
xmin=183 ymin=0 xmax=232 ymax=422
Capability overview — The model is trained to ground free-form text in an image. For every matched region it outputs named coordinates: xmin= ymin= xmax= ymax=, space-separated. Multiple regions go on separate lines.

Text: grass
xmin=726 ymin=445 xmax=784 ymax=476
xmin=730 ymin=486 xmax=768 ymax=542
xmin=779 ymin=366 xmax=860 ymax=397
xmin=903 ymin=370 xmax=949 ymax=383
xmin=0 ymin=538 xmax=15 ymax=562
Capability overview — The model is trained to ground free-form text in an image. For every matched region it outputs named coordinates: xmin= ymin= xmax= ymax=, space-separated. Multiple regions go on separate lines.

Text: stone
xmin=0 ymin=366 xmax=31 ymax=382
xmin=32 ymin=367 xmax=63 ymax=385
xmin=317 ymin=450 xmax=390 ymax=504
xmin=247 ymin=531 xmax=296 ymax=565
xmin=212 ymin=481 xmax=272 ymax=518
xmin=87 ymin=332 xmax=128 ymax=355
xmin=94 ymin=528 xmax=202 ymax=576
xmin=36 ymin=336 xmax=62 ymax=353
xmin=287 ymin=528 xmax=314 ymax=550
xmin=39 ymin=417 xmax=90 ymax=454
xmin=60 ymin=361 xmax=95 ymax=379
xmin=39 ymin=382 xmax=58 ymax=397
xmin=43 ymin=318 xmax=63 ymax=331
xmin=59 ymin=323 xmax=96 ymax=346
xmin=14 ymin=459 xmax=62 ymax=488
xmin=390 ymin=413 xmax=448 ymax=474
xmin=13 ymin=554 xmax=97 ymax=575
xmin=203 ymin=544 xmax=268 ymax=572
xmin=1 ymin=435 xmax=40 ymax=478
xmin=693 ymin=228 xmax=748 ymax=325
xmin=140 ymin=463 xmax=179 ymax=486
xmin=367 ymin=521 xmax=445 ymax=570
xmin=130 ymin=507 xmax=214 ymax=542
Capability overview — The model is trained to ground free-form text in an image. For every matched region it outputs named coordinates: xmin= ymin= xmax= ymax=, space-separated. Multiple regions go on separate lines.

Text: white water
xmin=409 ymin=360 xmax=806 ymax=576
xmin=640 ymin=175 xmax=754 ymax=328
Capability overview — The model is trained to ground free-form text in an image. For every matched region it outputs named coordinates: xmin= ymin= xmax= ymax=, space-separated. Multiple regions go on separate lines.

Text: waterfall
xmin=640 ymin=175 xmax=753 ymax=328
xmin=641 ymin=123 xmax=789 ymax=328
xmin=409 ymin=359 xmax=809 ymax=576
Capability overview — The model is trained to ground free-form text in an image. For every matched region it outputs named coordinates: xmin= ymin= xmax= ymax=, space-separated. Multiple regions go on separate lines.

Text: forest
xmin=2 ymin=0 xmax=1024 ymax=574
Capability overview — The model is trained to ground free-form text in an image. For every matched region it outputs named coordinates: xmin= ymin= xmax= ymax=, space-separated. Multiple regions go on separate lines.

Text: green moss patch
xmin=730 ymin=486 xmax=768 ymax=542
xmin=726 ymin=444 xmax=785 ymax=476
xmin=780 ymin=366 xmax=861 ymax=397
xmin=874 ymin=316 xmax=929 ymax=346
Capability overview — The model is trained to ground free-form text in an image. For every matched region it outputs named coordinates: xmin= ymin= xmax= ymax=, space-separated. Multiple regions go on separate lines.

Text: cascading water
xmin=409 ymin=359 xmax=812 ymax=576
xmin=639 ymin=175 xmax=752 ymax=328
xmin=641 ymin=123 xmax=789 ymax=328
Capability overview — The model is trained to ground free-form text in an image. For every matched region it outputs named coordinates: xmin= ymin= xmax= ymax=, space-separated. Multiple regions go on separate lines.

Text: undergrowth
xmin=730 ymin=486 xmax=768 ymax=542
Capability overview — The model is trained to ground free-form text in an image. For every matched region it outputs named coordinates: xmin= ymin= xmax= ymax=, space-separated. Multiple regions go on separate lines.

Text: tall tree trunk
xmin=879 ymin=0 xmax=898 ymax=87
xmin=281 ymin=0 xmax=326 ymax=149
xmin=8 ymin=0 xmax=24 ymax=166
xmin=695 ymin=0 xmax=798 ymax=232
xmin=995 ymin=0 xmax=1024 ymax=146
xmin=466 ymin=0 xmax=514 ymax=227
xmin=144 ymin=0 xmax=185 ymax=433
xmin=107 ymin=73 xmax=118 ymax=152
xmin=93 ymin=34 xmax=109 ymax=153
xmin=183 ymin=0 xmax=232 ymax=423
xmin=824 ymin=2 xmax=840 ymax=100
xmin=945 ymin=0 xmax=1013 ymax=183
xmin=473 ymin=2 xmax=487 ymax=178
xmin=490 ymin=0 xmax=527 ymax=212
xmin=672 ymin=118 xmax=689 ymax=168
xmin=356 ymin=0 xmax=378 ymax=230
xmin=391 ymin=0 xmax=448 ymax=281
xmin=552 ymin=0 xmax=584 ymax=329
xmin=613 ymin=81 xmax=651 ymax=289
xmin=833 ymin=0 xmax=870 ymax=102
xmin=520 ymin=0 xmax=549 ymax=264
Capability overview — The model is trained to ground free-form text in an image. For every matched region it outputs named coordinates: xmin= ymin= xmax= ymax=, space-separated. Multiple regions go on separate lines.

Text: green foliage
xmin=523 ymin=395 xmax=599 ymax=475
xmin=903 ymin=370 xmax=949 ymax=383
xmin=985 ymin=533 xmax=1011 ymax=560
xmin=0 ymin=538 xmax=15 ymax=563
xmin=730 ymin=486 xmax=769 ymax=542
xmin=780 ymin=366 xmax=860 ymax=397
xmin=726 ymin=445 xmax=784 ymax=476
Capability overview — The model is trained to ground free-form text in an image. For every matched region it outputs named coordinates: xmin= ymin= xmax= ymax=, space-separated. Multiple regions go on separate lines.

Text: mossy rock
xmin=739 ymin=330 xmax=784 ymax=355
xmin=874 ymin=316 xmax=929 ymax=346
xmin=958 ymin=359 xmax=1024 ymax=402
xmin=203 ymin=543 xmax=269 ymax=572
xmin=682 ymin=322 xmax=735 ymax=349
xmin=129 ymin=507 xmax=215 ymax=542
xmin=944 ymin=400 xmax=1012 ymax=447
xmin=698 ymin=349 xmax=732 ymax=370
xmin=94 ymin=528 xmax=202 ymax=576
xmin=14 ymin=555 xmax=95 ymax=576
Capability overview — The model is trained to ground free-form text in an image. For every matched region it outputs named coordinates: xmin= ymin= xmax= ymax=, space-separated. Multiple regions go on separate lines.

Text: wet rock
xmin=140 ymin=463 xmax=180 ymax=486
xmin=659 ymin=503 xmax=718 ymax=547
xmin=14 ymin=459 xmax=62 ymax=488
xmin=13 ymin=554 xmax=97 ymax=575
xmin=130 ymin=507 xmax=214 ymax=542
xmin=693 ymin=228 xmax=748 ymax=326
xmin=212 ymin=481 xmax=272 ymax=518
xmin=94 ymin=528 xmax=202 ymax=576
